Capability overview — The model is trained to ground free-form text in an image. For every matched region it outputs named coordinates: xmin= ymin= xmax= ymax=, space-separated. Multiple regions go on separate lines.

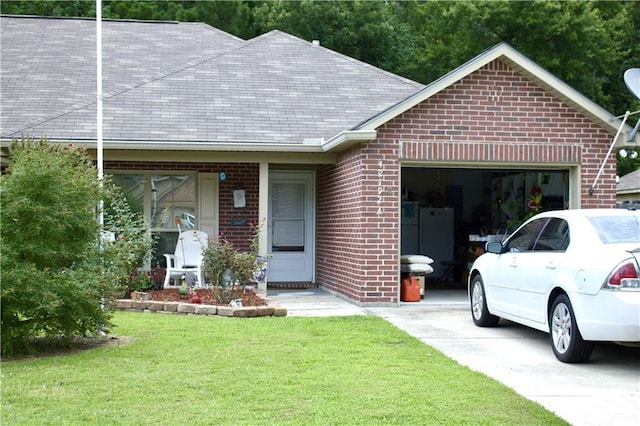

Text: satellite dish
xmin=624 ymin=68 xmax=640 ymax=100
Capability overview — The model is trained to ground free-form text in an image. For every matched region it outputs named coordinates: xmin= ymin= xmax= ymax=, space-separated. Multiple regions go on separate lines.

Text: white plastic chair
xmin=163 ymin=230 xmax=208 ymax=288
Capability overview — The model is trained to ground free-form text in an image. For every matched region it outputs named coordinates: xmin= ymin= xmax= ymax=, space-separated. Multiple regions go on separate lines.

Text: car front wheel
xmin=470 ymin=275 xmax=500 ymax=327
xmin=549 ymin=294 xmax=594 ymax=363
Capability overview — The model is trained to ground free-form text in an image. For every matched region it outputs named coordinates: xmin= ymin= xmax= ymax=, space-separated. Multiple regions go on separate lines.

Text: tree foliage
xmin=0 ymin=0 xmax=96 ymax=17
xmin=252 ymin=0 xmax=414 ymax=77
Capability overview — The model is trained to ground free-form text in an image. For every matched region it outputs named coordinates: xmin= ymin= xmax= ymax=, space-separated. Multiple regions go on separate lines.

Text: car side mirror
xmin=485 ymin=241 xmax=505 ymax=254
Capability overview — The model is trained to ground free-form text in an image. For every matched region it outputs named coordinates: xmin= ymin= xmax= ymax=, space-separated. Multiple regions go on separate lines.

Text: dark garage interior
xmin=401 ymin=167 xmax=569 ymax=289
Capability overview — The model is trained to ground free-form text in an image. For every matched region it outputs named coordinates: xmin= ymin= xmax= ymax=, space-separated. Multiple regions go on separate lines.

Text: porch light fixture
xmin=619 ymin=148 xmax=638 ymax=159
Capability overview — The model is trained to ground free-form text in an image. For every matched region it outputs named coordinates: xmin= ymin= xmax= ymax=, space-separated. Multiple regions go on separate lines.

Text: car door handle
xmin=545 ymin=261 xmax=557 ymax=269
xmin=510 ymin=259 xmax=518 ymax=267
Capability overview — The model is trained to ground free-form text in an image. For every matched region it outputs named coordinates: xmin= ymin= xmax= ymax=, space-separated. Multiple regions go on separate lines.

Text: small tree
xmin=0 ymin=138 xmax=149 ymax=356
xmin=102 ymin=185 xmax=156 ymax=297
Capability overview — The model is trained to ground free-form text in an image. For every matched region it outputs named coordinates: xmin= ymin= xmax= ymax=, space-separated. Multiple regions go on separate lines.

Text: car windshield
xmin=588 ymin=215 xmax=640 ymax=244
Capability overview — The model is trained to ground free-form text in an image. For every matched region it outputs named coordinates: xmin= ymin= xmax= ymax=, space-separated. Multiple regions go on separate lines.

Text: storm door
xmin=267 ymin=171 xmax=315 ymax=283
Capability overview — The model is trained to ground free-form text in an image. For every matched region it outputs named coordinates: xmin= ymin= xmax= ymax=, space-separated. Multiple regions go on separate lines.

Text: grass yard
xmin=1 ymin=312 xmax=567 ymax=425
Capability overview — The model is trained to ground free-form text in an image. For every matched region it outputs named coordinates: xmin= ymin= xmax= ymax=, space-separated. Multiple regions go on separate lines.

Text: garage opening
xmin=401 ymin=167 xmax=570 ymax=290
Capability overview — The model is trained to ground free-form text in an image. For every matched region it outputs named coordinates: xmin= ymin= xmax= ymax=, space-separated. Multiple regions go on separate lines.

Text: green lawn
xmin=1 ymin=312 xmax=567 ymax=425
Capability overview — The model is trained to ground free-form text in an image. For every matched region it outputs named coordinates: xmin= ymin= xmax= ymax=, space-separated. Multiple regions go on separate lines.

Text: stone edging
xmin=115 ymin=294 xmax=287 ymax=317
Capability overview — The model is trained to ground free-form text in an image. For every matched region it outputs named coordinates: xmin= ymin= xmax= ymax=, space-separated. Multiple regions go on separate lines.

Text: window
xmin=110 ymin=173 xmax=197 ymax=267
xmin=504 ymin=218 xmax=546 ymax=252
xmin=149 ymin=175 xmax=197 ymax=229
xmin=533 ymin=218 xmax=569 ymax=251
xmin=589 ymin=215 xmax=640 ymax=244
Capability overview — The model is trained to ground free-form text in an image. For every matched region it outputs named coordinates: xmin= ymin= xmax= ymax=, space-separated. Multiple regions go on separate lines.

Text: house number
xmin=377 ymin=160 xmax=383 ymax=216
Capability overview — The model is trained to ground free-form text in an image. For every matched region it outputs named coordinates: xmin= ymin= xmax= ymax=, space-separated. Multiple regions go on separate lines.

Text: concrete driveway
xmin=270 ymin=288 xmax=640 ymax=426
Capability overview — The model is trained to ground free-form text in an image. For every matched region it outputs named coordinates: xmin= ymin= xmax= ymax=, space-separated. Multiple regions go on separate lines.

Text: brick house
xmin=617 ymin=169 xmax=640 ymax=207
xmin=2 ymin=16 xmax=636 ymax=305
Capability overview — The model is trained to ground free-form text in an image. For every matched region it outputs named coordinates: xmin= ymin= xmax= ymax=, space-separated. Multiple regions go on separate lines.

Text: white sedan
xmin=469 ymin=209 xmax=640 ymax=363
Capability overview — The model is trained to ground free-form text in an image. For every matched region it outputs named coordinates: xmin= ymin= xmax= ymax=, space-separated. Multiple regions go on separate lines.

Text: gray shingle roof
xmin=617 ymin=168 xmax=640 ymax=194
xmin=1 ymin=16 xmax=424 ymax=146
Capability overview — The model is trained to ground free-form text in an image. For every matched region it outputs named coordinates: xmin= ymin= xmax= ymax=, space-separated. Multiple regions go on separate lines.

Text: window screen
xmin=272 ymin=183 xmax=305 ymax=251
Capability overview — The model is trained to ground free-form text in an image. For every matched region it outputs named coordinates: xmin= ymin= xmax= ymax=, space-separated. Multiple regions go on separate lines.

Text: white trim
xmin=322 ymin=130 xmax=377 ymax=152
xmin=569 ymin=166 xmax=581 ymax=208
xmin=198 ymin=172 xmax=220 ymax=239
xmin=13 ymin=132 xmax=378 ymax=154
xmin=258 ymin=163 xmax=269 ymax=293
xmin=401 ymin=160 xmax=578 ymax=170
xmin=26 ymin=138 xmax=327 ymax=152
xmin=91 ymin=149 xmax=337 ymax=164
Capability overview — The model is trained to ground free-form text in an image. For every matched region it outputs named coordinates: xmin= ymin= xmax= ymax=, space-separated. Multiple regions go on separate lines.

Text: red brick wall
xmin=317 ymin=142 xmax=400 ymax=305
xmin=217 ymin=164 xmax=259 ymax=250
xmin=392 ymin=59 xmax=615 ymax=207
xmin=105 ymin=160 xmax=259 ymax=250
xmin=317 ymin=59 xmax=616 ymax=304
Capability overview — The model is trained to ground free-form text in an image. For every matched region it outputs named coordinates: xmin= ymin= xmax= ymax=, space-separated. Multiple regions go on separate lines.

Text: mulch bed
xmin=144 ymin=288 xmax=267 ymax=307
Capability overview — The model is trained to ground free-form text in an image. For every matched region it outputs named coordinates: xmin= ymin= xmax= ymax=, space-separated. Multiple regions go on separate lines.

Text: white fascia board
xmin=101 ymin=149 xmax=336 ymax=164
xmin=25 ymin=138 xmax=328 ymax=153
xmin=321 ymin=130 xmax=377 ymax=152
xmin=1 ymin=135 xmax=367 ymax=158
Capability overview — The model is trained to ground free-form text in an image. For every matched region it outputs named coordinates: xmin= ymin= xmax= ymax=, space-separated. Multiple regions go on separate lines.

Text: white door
xmin=267 ymin=171 xmax=315 ymax=283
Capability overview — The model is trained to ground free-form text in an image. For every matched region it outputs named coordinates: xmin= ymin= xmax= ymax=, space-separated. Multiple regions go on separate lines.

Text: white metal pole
xmin=96 ymin=0 xmax=104 ymax=226
xmin=589 ymin=111 xmax=629 ymax=195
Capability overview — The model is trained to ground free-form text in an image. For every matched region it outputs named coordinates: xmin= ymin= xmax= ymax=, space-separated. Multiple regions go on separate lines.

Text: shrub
xmin=0 ymin=138 xmax=150 ymax=356
xmin=202 ymin=221 xmax=268 ymax=303
xmin=202 ymin=237 xmax=236 ymax=287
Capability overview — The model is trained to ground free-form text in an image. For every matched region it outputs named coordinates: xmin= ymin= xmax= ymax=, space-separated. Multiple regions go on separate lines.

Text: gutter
xmin=1 ymin=130 xmax=378 ymax=154
xmin=0 ymin=138 xmax=326 ymax=153
xmin=321 ymin=130 xmax=377 ymax=152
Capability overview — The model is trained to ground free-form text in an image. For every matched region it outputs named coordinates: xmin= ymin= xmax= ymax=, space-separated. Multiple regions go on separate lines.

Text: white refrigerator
xmin=419 ymin=208 xmax=454 ymax=279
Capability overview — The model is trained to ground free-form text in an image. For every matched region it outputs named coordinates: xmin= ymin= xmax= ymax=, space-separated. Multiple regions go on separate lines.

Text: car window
xmin=532 ymin=218 xmax=569 ymax=251
xmin=588 ymin=215 xmax=640 ymax=244
xmin=505 ymin=218 xmax=547 ymax=252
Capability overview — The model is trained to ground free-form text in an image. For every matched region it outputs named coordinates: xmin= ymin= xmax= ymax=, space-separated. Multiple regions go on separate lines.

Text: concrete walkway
xmin=268 ymin=287 xmax=466 ymax=316
xmin=268 ymin=287 xmax=640 ymax=426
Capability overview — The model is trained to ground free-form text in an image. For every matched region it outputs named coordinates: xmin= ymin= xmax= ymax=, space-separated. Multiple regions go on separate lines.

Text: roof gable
xmin=353 ymin=43 xmax=635 ymax=147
